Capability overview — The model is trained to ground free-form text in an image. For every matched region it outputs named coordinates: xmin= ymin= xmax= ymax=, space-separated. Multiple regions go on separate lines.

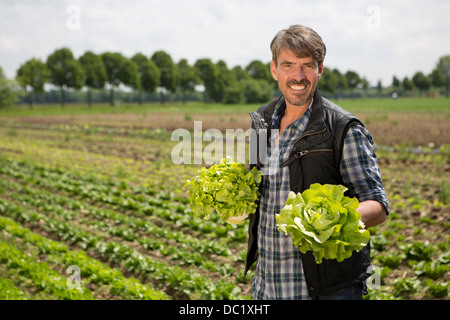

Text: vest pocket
xmin=283 ymin=148 xmax=333 ymax=167
xmin=300 ymin=148 xmax=333 ymax=158
xmin=287 ymin=148 xmax=335 ymax=193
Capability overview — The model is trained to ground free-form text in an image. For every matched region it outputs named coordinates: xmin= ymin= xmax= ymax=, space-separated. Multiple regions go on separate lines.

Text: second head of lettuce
xmin=185 ymin=158 xmax=261 ymax=222
xmin=276 ymin=183 xmax=370 ymax=264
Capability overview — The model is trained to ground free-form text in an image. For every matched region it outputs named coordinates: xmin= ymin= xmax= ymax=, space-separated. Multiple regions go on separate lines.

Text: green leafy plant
xmin=378 ymin=252 xmax=405 ymax=268
xmin=424 ymin=279 xmax=449 ymax=298
xmin=276 ymin=183 xmax=370 ymax=264
xmin=185 ymin=158 xmax=261 ymax=223
xmin=403 ymin=241 xmax=435 ymax=261
xmin=0 ymin=277 xmax=28 ymax=300
xmin=413 ymin=260 xmax=449 ymax=279
xmin=392 ymin=277 xmax=421 ymax=296
xmin=371 ymin=234 xmax=388 ymax=251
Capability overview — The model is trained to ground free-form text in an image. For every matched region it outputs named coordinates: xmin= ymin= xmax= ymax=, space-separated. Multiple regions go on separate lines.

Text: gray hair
xmin=270 ymin=25 xmax=326 ymax=66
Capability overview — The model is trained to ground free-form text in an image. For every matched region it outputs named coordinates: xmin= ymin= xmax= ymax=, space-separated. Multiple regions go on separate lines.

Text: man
xmin=246 ymin=25 xmax=389 ymax=300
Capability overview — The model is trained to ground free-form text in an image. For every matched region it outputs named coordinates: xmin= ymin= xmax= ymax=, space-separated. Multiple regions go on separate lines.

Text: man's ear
xmin=270 ymin=60 xmax=278 ymax=81
xmin=318 ymin=62 xmax=324 ymax=80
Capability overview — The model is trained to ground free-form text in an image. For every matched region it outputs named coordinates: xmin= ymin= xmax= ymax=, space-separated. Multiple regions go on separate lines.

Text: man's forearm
xmin=358 ymin=200 xmax=387 ymax=228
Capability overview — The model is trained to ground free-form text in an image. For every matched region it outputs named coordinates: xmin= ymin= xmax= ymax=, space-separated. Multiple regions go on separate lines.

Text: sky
xmin=1 ymin=0 xmax=449 ymax=87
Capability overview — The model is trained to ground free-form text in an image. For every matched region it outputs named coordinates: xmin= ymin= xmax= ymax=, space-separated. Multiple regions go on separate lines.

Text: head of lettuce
xmin=185 ymin=158 xmax=261 ymax=224
xmin=276 ymin=183 xmax=370 ymax=264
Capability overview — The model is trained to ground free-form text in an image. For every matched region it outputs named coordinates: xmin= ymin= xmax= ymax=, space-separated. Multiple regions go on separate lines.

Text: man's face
xmin=270 ymin=48 xmax=323 ymax=108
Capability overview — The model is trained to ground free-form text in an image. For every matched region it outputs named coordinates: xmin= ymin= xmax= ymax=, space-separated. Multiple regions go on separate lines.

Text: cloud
xmin=0 ymin=0 xmax=449 ymax=87
xmin=0 ymin=34 xmax=22 ymax=53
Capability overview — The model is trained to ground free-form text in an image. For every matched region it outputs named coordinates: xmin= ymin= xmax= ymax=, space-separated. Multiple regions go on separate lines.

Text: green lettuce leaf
xmin=276 ymin=183 xmax=370 ymax=264
xmin=185 ymin=158 xmax=261 ymax=222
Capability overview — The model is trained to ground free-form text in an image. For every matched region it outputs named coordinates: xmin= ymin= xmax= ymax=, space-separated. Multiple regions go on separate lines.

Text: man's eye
xmin=305 ymin=64 xmax=315 ymax=69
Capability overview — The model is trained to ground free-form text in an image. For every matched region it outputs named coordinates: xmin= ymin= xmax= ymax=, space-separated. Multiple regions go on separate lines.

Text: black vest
xmin=246 ymin=89 xmax=371 ymax=297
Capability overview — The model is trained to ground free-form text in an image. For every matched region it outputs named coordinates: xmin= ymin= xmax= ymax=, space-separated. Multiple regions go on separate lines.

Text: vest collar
xmin=303 ymin=88 xmax=326 ymax=134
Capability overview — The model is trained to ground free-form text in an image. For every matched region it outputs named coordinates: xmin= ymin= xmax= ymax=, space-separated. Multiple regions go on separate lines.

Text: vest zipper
xmin=302 ymin=148 xmax=333 ymax=155
xmin=283 ymin=148 xmax=333 ymax=167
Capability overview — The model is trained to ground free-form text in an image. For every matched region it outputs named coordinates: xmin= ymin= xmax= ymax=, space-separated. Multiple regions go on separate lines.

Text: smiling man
xmin=246 ymin=25 xmax=389 ymax=300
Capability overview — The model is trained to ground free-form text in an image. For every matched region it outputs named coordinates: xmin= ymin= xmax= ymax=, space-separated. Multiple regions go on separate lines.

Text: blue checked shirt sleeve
xmin=340 ymin=125 xmax=389 ymax=214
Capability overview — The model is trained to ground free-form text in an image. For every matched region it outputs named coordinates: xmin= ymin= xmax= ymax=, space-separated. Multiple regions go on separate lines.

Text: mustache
xmin=287 ymin=79 xmax=310 ymax=86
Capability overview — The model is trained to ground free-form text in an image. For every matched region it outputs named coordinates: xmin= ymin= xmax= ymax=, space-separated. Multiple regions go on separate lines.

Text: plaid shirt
xmin=252 ymin=99 xmax=389 ymax=300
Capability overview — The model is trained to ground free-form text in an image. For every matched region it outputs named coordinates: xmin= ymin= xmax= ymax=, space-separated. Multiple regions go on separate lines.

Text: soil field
xmin=0 ymin=100 xmax=449 ymax=301
xmin=1 ymin=109 xmax=449 ymax=147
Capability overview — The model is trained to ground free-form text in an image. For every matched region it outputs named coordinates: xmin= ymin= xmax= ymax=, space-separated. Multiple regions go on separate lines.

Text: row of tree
xmin=12 ymin=48 xmax=274 ymax=107
xmin=2 ymin=47 xmax=450 ymax=108
xmin=320 ymin=56 xmax=450 ymax=98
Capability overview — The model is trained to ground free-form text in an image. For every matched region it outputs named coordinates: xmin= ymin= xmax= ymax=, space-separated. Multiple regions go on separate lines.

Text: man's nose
xmin=291 ymin=65 xmax=306 ymax=80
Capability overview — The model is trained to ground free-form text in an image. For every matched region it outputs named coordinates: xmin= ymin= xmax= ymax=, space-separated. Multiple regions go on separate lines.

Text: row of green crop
xmin=0 ymin=158 xmax=248 ymax=242
xmin=0 ymin=121 xmax=174 ymax=141
xmin=3 ymin=156 xmax=449 ymax=299
xmin=0 ymin=215 xmax=168 ymax=300
xmin=368 ymin=231 xmax=450 ymax=299
xmin=0 ymin=177 xmax=238 ymax=277
xmin=2 ymin=156 xmax=448 ymax=300
xmin=0 ymin=158 xmax=250 ymax=299
xmin=0 ymin=158 xmax=246 ymax=257
xmin=0 ymin=239 xmax=92 ymax=300
xmin=0 ymin=130 xmax=192 ymax=193
xmin=0 ymin=156 xmax=250 ymax=262
xmin=0 ymin=276 xmax=29 ymax=300
xmin=0 ymin=197 xmax=246 ymax=299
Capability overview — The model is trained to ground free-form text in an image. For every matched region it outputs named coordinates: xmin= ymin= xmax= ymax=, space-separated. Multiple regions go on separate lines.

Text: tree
xmin=245 ymin=60 xmax=272 ymax=83
xmin=46 ymin=47 xmax=84 ymax=106
xmin=345 ymin=70 xmax=361 ymax=91
xmin=131 ymin=53 xmax=160 ymax=105
xmin=223 ymin=83 xmax=243 ymax=104
xmin=318 ymin=67 xmax=338 ymax=94
xmin=231 ymin=66 xmax=251 ymax=82
xmin=402 ymin=77 xmax=414 ymax=92
xmin=16 ymin=58 xmax=50 ymax=108
xmin=360 ymin=77 xmax=369 ymax=91
xmin=151 ymin=51 xmax=180 ymax=104
xmin=429 ymin=69 xmax=445 ymax=88
xmin=377 ymin=80 xmax=383 ymax=97
xmin=102 ymin=52 xmax=139 ymax=106
xmin=435 ymin=55 xmax=450 ymax=97
xmin=0 ymin=66 xmax=21 ymax=107
xmin=429 ymin=69 xmax=444 ymax=97
xmin=194 ymin=58 xmax=220 ymax=103
xmin=392 ymin=76 xmax=401 ymax=89
xmin=79 ymin=51 xmax=107 ymax=107
xmin=242 ymin=78 xmax=273 ymax=103
xmin=177 ymin=59 xmax=200 ymax=105
xmin=215 ymin=60 xmax=235 ymax=103
xmin=332 ymin=68 xmax=348 ymax=98
xmin=412 ymin=71 xmax=431 ymax=96
xmin=120 ymin=59 xmax=140 ymax=97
